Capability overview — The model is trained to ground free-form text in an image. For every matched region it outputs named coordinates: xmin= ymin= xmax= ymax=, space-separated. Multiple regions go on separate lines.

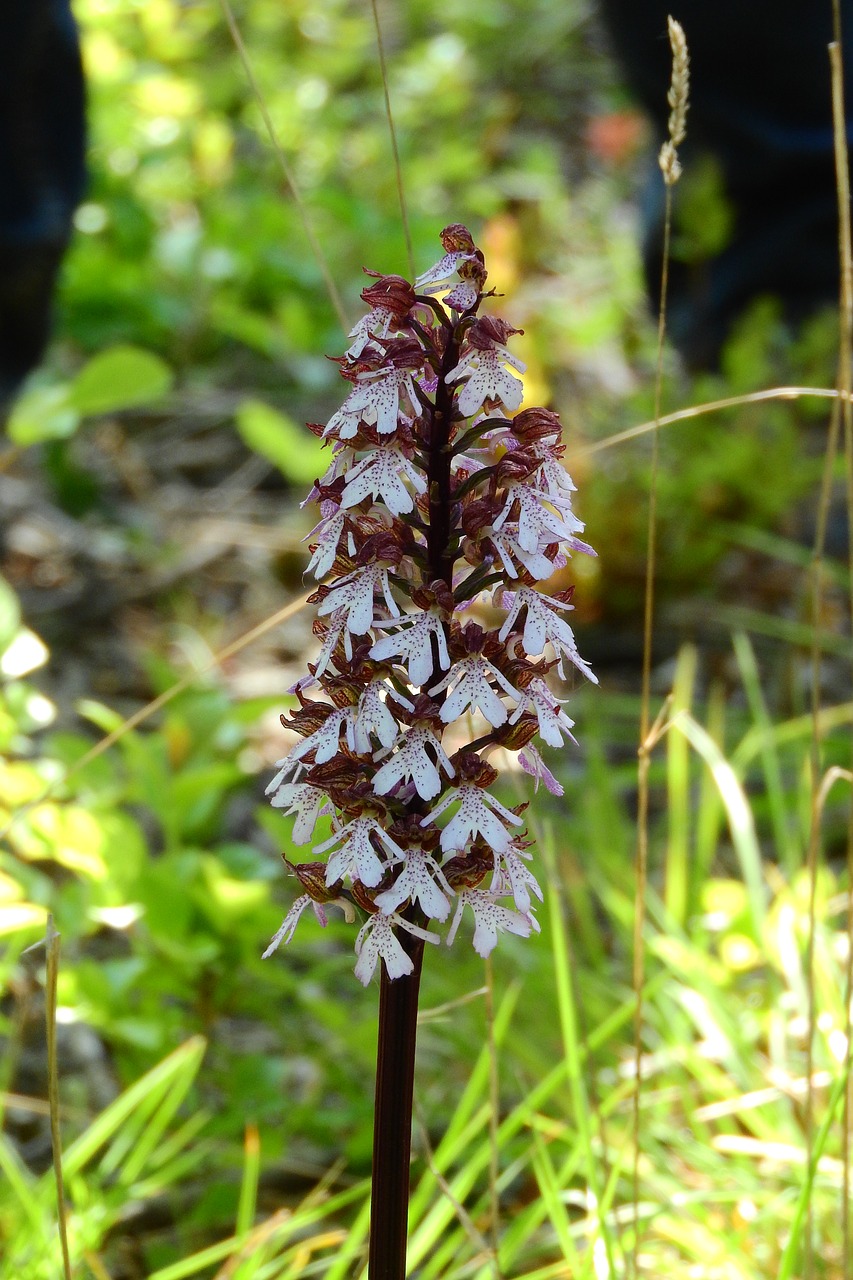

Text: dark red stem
xmin=426 ymin=323 xmax=461 ymax=588
xmin=367 ymin=311 xmax=465 ymax=1280
xmin=368 ymin=931 xmax=425 ymax=1280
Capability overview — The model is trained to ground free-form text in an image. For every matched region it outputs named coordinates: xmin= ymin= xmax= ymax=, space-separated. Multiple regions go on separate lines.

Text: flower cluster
xmin=264 ymin=225 xmax=596 ymax=984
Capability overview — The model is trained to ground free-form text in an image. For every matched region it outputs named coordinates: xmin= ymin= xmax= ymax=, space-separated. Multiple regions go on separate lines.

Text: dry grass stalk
xmin=659 ymin=16 xmax=689 ymax=185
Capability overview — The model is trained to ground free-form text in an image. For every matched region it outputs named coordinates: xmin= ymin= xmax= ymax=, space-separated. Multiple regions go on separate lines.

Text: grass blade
xmin=45 ymin=916 xmax=72 ymax=1280
xmin=237 ymin=1123 xmax=261 ymax=1239
xmin=59 ymin=1036 xmax=206 ymax=1178
xmin=543 ymin=823 xmax=621 ymax=1279
xmin=671 ymin=711 xmax=766 ymax=936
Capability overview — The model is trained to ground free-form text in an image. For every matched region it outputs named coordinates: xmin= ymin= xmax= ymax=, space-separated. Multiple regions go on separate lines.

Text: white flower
xmin=352 ymin=679 xmax=411 ymax=753
xmin=422 ymin=784 xmax=523 ymax=853
xmin=314 ymin=815 xmax=404 ymax=888
xmin=318 ymin=563 xmax=401 ymax=636
xmin=374 ymin=848 xmax=452 ymax=920
xmin=323 ymin=404 xmax=362 ymax=441
xmin=340 ymin=444 xmax=427 ymax=516
xmin=314 ymin=443 xmax=355 ymax=490
xmin=263 ymin=892 xmax=354 ymax=959
xmin=495 ymin=843 xmax=543 ymax=914
xmin=324 ymin=367 xmax=419 ymax=439
xmin=262 ymin=895 xmax=317 ymax=957
xmin=445 ymin=888 xmax=538 ymax=958
xmin=498 ymin=586 xmax=597 ymax=683
xmin=443 ymin=280 xmax=479 ymax=311
xmin=313 ymin=606 xmax=354 ymax=678
xmin=268 ymin=782 xmax=330 ymax=845
xmin=552 ymin=636 xmax=596 ymax=684
xmin=372 ymin=726 xmax=455 ymax=801
xmin=288 ymin=706 xmax=354 ymax=767
xmin=532 ymin=446 xmax=577 ymax=502
xmin=415 ymin=250 xmax=477 ymax=292
xmin=517 ymin=743 xmax=564 ymax=796
xmin=510 ymin=677 xmax=576 ymax=748
xmin=354 ymin=910 xmax=438 ymax=985
xmin=345 ymin=306 xmax=395 ymax=359
xmin=498 ymin=586 xmax=565 ymax=653
xmin=489 ymin=527 xmax=555 ymax=581
xmin=306 ymin=508 xmax=346 ymax=580
xmin=493 ymin=484 xmax=586 ymax=554
xmin=369 ymin=610 xmax=450 ymax=687
xmin=265 ymin=753 xmax=304 ymax=799
xmin=446 ymin=346 xmax=525 ymax=417
xmin=429 ymin=655 xmax=521 ymax=727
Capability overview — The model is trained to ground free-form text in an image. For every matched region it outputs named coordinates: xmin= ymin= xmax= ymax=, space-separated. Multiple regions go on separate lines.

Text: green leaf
xmin=234 ymin=398 xmax=325 ymax=485
xmin=6 ymin=385 xmax=79 ymax=446
xmin=68 ymin=344 xmax=173 ymax=416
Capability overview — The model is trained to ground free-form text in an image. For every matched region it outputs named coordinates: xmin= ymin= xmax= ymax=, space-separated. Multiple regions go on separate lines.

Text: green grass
xmin=3 ymin=627 xmax=850 ymax=1275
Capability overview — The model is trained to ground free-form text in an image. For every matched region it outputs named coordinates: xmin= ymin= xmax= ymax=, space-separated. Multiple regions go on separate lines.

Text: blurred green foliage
xmin=64 ymin=0 xmax=604 ymax=383
xmin=0 ymin=0 xmax=849 ymax=1273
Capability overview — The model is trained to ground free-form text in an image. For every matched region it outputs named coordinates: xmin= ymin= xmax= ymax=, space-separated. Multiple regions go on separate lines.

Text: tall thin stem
xmin=368 ymin=932 xmax=425 ymax=1280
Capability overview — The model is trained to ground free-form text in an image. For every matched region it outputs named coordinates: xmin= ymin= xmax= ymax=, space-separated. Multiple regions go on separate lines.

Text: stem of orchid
xmin=369 ymin=313 xmax=461 ymax=1280
xmin=368 ymin=929 xmax=425 ymax=1280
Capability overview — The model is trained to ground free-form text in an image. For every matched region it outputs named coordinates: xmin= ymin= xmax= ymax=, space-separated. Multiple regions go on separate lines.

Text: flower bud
xmin=439 ymin=224 xmax=477 ymax=253
xmin=360 ymin=274 xmax=417 ymax=316
xmin=442 ymin=855 xmax=491 ymax=890
xmin=467 ymin=316 xmax=522 ymax=350
xmin=350 ymin=879 xmax=380 ymax=914
xmin=293 ymin=861 xmax=345 ymax=903
xmin=492 ymin=713 xmax=538 ymax=751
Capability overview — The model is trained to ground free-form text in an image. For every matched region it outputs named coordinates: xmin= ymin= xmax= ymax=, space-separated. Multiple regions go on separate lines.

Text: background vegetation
xmin=0 ymin=0 xmax=850 ymax=1276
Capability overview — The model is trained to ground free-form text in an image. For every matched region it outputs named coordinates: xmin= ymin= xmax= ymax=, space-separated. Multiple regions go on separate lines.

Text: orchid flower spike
xmin=264 ymin=224 xmax=596 ymax=984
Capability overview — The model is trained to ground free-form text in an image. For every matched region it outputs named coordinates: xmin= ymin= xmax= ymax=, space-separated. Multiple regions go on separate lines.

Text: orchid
xmin=429 ymin=654 xmax=521 ymax=727
xmin=423 ymin=781 xmax=523 ymax=853
xmin=263 ymin=224 xmax=595 ymax=983
xmin=445 ymin=888 xmax=537 ymax=958
xmin=510 ymin=677 xmax=577 ymax=749
xmin=354 ymin=908 xmax=439 ymax=984
xmin=372 ymin=725 xmax=455 ymax=802
xmin=374 ymin=847 xmax=452 ymax=921
xmin=352 ymin=679 xmax=410 ymax=753
xmin=267 ymin=781 xmax=329 ymax=845
xmin=341 ymin=444 xmax=426 ymax=515
xmin=370 ymin=610 xmax=450 ymax=687
xmin=318 ymin=561 xmax=400 ymax=636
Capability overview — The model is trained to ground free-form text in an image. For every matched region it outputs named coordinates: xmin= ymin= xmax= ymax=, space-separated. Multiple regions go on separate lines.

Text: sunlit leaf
xmin=6 ymin=385 xmax=79 ymax=446
xmin=235 ymin=398 xmax=325 ymax=485
xmin=68 ymin=344 xmax=173 ymax=416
